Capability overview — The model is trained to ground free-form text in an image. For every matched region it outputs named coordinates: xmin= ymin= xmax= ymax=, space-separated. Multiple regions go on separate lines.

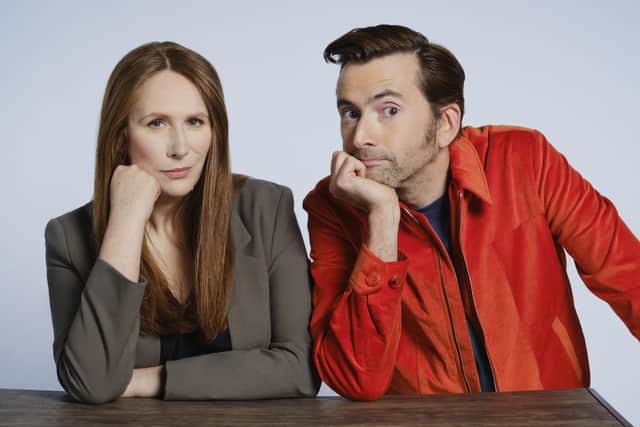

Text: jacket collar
xmin=448 ymin=134 xmax=493 ymax=205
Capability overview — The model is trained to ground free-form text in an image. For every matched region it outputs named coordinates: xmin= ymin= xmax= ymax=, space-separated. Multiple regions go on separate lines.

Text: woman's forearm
xmin=122 ymin=366 xmax=165 ymax=398
xmin=98 ymin=213 xmax=146 ymax=282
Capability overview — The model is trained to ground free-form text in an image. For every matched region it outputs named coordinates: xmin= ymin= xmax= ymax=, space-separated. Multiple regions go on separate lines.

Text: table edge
xmin=587 ymin=388 xmax=633 ymax=427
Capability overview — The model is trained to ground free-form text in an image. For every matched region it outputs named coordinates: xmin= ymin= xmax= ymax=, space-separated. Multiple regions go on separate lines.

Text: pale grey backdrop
xmin=1 ymin=0 xmax=638 ymax=424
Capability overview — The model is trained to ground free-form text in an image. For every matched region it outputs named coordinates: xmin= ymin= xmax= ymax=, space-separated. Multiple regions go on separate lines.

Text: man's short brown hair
xmin=324 ymin=24 xmax=465 ymax=119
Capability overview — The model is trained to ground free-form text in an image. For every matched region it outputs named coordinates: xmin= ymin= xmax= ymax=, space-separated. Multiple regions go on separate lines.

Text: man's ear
xmin=436 ymin=103 xmax=461 ymax=148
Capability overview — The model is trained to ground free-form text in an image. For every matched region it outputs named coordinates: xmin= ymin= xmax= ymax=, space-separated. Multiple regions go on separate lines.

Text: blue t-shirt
xmin=417 ymin=194 xmax=495 ymax=392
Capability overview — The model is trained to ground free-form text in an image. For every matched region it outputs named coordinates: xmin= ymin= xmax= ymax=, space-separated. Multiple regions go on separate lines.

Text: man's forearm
xmin=366 ymin=205 xmax=400 ymax=262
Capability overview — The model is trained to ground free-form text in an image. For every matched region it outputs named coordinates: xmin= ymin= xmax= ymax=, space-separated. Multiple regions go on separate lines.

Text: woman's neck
xmin=147 ymin=194 xmax=184 ymax=242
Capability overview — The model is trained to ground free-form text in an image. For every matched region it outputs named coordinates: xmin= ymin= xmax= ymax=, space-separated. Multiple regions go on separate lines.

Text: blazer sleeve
xmin=45 ymin=217 xmax=146 ymax=404
xmin=162 ymin=186 xmax=320 ymax=400
xmin=531 ymin=131 xmax=640 ymax=339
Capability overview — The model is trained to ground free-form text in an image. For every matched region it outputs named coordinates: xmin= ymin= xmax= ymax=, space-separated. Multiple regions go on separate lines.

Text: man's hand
xmin=329 ymin=151 xmax=397 ymax=212
xmin=330 ymin=151 xmax=400 ymax=261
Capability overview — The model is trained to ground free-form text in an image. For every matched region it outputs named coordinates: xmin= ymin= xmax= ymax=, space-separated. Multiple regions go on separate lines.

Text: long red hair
xmin=93 ymin=42 xmax=234 ymax=341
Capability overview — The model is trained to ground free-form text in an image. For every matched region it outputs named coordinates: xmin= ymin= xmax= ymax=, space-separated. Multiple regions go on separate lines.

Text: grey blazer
xmin=45 ymin=177 xmax=320 ymax=403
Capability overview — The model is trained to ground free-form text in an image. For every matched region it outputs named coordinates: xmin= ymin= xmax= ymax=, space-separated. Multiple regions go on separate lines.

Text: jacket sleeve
xmin=531 ymin=131 xmax=640 ymax=339
xmin=45 ymin=218 xmax=146 ymax=404
xmin=303 ymin=192 xmax=409 ymax=400
xmin=162 ymin=187 xmax=320 ymax=400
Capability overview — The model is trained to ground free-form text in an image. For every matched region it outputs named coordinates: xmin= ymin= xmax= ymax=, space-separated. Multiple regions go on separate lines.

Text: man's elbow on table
xmin=324 ymin=371 xmax=390 ymax=401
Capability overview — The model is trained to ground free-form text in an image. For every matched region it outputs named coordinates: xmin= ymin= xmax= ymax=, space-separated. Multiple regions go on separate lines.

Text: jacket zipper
xmin=401 ymin=207 xmax=472 ymax=392
xmin=454 ymin=190 xmax=499 ymax=391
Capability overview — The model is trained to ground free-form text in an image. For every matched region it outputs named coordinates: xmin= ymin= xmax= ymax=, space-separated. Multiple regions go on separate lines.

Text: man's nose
xmin=351 ymin=115 xmax=377 ymax=150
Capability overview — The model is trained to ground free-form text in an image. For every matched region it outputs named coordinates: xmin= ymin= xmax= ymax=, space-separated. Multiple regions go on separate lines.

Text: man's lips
xmin=360 ymin=159 xmax=388 ymax=167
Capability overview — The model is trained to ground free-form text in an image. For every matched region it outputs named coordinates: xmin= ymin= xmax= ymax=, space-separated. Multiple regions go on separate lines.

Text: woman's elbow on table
xmin=270 ymin=341 xmax=321 ymax=398
xmin=294 ymin=351 xmax=321 ymax=398
xmin=57 ymin=357 xmax=130 ymax=404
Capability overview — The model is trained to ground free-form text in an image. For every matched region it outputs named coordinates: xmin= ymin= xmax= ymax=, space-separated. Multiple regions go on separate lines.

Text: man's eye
xmin=384 ymin=106 xmax=399 ymax=116
xmin=148 ymin=119 xmax=164 ymax=128
xmin=341 ymin=110 xmax=359 ymax=121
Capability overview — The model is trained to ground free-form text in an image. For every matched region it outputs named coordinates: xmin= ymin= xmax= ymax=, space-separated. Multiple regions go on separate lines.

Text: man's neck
xmin=396 ymin=148 xmax=450 ymax=210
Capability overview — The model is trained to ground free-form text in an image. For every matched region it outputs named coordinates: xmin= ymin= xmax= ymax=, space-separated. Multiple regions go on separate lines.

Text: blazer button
xmin=366 ymin=272 xmax=381 ymax=287
xmin=389 ymin=275 xmax=401 ymax=289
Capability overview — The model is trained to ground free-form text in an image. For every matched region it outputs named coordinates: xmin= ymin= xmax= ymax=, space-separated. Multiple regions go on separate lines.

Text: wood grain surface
xmin=0 ymin=388 xmax=631 ymax=426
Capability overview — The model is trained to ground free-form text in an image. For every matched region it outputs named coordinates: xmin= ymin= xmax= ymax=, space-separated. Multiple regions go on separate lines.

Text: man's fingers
xmin=352 ymin=156 xmax=366 ymax=178
xmin=335 ymin=155 xmax=359 ymax=180
xmin=334 ymin=155 xmax=367 ymax=195
xmin=332 ymin=152 xmax=365 ymax=178
xmin=331 ymin=151 xmax=348 ymax=176
xmin=330 ymin=151 xmax=373 ymax=210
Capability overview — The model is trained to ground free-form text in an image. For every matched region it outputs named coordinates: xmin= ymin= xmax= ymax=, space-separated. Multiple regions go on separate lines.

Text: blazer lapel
xmin=227 ymin=207 xmax=270 ymax=350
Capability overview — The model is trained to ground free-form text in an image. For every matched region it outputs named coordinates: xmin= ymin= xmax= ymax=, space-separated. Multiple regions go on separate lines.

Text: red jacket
xmin=303 ymin=125 xmax=640 ymax=400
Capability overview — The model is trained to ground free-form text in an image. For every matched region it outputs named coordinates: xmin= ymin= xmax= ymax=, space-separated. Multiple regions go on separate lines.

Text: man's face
xmin=336 ymin=52 xmax=440 ymax=190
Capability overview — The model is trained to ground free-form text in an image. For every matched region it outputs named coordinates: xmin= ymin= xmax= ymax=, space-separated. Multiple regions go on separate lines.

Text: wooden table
xmin=0 ymin=388 xmax=631 ymax=426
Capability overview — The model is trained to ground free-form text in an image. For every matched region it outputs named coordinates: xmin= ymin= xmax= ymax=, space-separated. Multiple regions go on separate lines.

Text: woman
xmin=44 ymin=42 xmax=319 ymax=403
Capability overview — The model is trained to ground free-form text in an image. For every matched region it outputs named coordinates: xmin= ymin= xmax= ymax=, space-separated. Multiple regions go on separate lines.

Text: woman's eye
xmin=188 ymin=118 xmax=204 ymax=126
xmin=148 ymin=119 xmax=164 ymax=128
xmin=383 ymin=106 xmax=399 ymax=117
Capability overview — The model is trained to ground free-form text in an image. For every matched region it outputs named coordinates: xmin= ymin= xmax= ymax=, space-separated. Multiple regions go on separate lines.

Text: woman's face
xmin=127 ymin=70 xmax=212 ymax=198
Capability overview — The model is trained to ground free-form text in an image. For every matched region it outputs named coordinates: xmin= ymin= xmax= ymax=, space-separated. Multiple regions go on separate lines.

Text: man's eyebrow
xmin=337 ymin=90 xmax=404 ymax=109
xmin=337 ymin=98 xmax=355 ymax=109
xmin=370 ymin=89 xmax=403 ymax=102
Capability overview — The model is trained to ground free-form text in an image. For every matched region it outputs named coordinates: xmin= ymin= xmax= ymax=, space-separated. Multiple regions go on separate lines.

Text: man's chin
xmin=365 ymin=170 xmax=397 ymax=188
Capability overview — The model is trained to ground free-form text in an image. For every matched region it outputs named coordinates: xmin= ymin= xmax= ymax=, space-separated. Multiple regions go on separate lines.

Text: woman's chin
xmin=159 ymin=182 xmax=196 ymax=199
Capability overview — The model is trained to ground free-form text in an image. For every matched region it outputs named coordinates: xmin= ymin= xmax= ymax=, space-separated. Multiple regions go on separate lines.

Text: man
xmin=303 ymin=24 xmax=640 ymax=400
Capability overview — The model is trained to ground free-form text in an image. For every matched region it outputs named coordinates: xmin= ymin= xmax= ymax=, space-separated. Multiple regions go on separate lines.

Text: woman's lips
xmin=162 ymin=167 xmax=191 ymax=179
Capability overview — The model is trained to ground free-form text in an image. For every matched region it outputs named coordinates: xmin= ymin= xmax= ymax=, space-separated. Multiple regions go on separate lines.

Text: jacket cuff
xmin=348 ymin=244 xmax=408 ymax=296
xmin=88 ymin=258 xmax=147 ymax=306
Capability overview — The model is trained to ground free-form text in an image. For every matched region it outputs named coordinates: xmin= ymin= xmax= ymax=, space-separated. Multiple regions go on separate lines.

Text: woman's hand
xmin=121 ymin=366 xmax=165 ymax=398
xmin=98 ymin=165 xmax=161 ymax=282
xmin=109 ymin=164 xmax=161 ymax=227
